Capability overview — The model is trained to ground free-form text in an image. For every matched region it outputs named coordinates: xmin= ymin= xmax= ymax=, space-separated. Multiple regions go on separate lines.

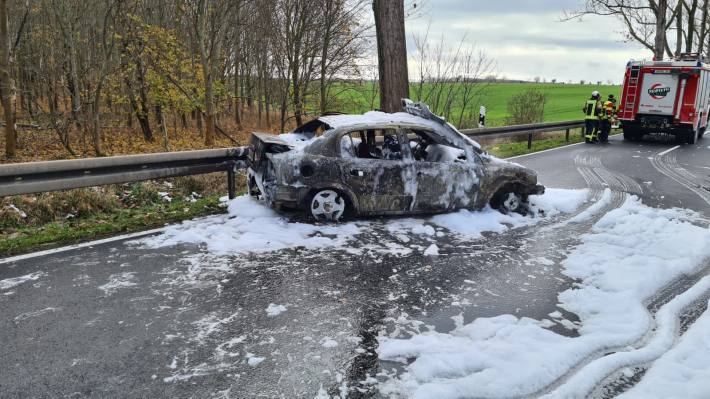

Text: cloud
xmin=404 ymin=2 xmax=649 ymax=83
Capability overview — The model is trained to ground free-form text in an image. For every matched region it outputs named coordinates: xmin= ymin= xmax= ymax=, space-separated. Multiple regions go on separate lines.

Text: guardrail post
xmin=227 ymin=161 xmax=236 ymax=199
xmin=565 ymin=128 xmax=570 ymax=142
xmin=527 ymin=133 xmax=533 ymax=149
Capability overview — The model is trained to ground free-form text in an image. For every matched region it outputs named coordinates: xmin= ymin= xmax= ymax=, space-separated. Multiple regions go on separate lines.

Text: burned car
xmin=247 ymin=100 xmax=544 ymax=222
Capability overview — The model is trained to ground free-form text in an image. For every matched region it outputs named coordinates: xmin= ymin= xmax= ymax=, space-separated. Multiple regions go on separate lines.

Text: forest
xmin=0 ymin=0 xmax=376 ymax=159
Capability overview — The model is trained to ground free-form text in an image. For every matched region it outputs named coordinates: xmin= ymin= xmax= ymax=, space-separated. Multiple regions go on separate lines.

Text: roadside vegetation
xmin=0 ymin=174 xmax=244 ymax=256
xmin=486 ymin=133 xmax=585 ymax=159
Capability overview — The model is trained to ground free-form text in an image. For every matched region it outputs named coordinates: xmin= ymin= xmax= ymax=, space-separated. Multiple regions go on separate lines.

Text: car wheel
xmin=501 ymin=192 xmax=522 ymax=214
xmin=310 ymin=189 xmax=346 ymax=222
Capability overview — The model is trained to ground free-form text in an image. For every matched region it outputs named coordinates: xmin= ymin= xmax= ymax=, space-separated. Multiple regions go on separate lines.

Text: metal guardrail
xmin=0 ymin=120 xmax=586 ymax=199
xmin=0 ymin=147 xmax=248 ymax=198
xmin=461 ymin=120 xmax=586 ymax=149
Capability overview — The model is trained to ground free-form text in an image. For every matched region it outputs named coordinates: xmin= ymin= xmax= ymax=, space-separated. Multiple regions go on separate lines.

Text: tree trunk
xmin=234 ymin=67 xmax=242 ymax=129
xmin=196 ymin=106 xmax=203 ymax=133
xmin=125 ymin=73 xmax=153 ymax=141
xmin=698 ymin=0 xmax=709 ymax=54
xmin=202 ymin=60 xmax=215 ymax=145
xmin=686 ymin=0 xmax=698 ymax=53
xmin=126 ymin=106 xmax=133 ymax=129
xmin=156 ymin=104 xmax=168 ymax=151
xmin=67 ymin=28 xmax=82 ymax=132
xmin=257 ymin=67 xmax=263 ymax=128
xmin=92 ymin=90 xmax=103 ymax=156
xmin=373 ymin=0 xmax=409 ymax=113
xmin=655 ymin=0 xmax=669 ymax=60
xmin=675 ymin=2 xmax=683 ymax=56
xmin=0 ymin=0 xmax=14 ymax=158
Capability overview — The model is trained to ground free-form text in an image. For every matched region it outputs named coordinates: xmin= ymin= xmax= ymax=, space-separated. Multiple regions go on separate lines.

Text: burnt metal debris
xmin=247 ymin=100 xmax=544 ymax=222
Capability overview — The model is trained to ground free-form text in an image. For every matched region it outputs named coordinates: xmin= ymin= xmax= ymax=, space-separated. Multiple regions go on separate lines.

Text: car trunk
xmin=248 ymin=133 xmax=292 ymax=173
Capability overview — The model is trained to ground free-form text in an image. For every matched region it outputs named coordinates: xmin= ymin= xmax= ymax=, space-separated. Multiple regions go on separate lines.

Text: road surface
xmin=1 ymin=134 xmax=709 ymax=398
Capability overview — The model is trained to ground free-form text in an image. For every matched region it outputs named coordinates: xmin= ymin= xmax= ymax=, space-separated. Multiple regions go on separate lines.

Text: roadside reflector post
xmin=227 ymin=161 xmax=236 ymax=199
xmin=565 ymin=128 xmax=570 ymax=142
xmin=527 ymin=132 xmax=533 ymax=149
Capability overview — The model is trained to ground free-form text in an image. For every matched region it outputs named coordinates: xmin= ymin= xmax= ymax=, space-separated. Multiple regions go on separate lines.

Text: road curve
xmin=1 ymin=134 xmax=709 ymax=398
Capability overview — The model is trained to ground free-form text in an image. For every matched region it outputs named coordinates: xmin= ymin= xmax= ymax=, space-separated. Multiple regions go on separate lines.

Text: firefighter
xmin=599 ymin=94 xmax=617 ymax=143
xmin=583 ymin=91 xmax=602 ymax=143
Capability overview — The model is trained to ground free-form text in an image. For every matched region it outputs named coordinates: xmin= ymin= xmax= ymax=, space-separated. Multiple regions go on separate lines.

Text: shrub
xmin=506 ymin=89 xmax=548 ymax=125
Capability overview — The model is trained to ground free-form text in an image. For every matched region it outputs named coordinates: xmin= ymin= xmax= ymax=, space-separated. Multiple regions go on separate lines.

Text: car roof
xmin=317 ymin=111 xmax=438 ymax=130
xmin=316 ymin=111 xmax=481 ymax=150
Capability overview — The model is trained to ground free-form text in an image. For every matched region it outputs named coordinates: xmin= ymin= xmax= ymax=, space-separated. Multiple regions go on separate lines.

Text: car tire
xmin=501 ymin=192 xmax=522 ymax=214
xmin=310 ymin=189 xmax=347 ymax=222
xmin=491 ymin=189 xmax=527 ymax=215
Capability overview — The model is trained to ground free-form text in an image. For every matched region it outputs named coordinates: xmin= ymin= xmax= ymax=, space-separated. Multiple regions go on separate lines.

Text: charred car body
xmin=247 ymin=100 xmax=544 ymax=222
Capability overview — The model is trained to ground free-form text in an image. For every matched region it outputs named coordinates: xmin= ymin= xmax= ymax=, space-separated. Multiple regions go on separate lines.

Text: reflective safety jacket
xmin=601 ymin=100 xmax=616 ymax=120
xmin=583 ymin=99 xmax=601 ymax=120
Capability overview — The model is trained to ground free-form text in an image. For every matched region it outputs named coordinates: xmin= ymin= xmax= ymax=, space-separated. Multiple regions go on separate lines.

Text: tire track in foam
xmin=651 ymin=149 xmax=710 ymax=206
xmin=544 ymin=276 xmax=710 ymax=399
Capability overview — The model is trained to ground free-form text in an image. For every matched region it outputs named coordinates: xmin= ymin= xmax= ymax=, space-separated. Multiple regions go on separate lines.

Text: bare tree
xmin=1 ymin=0 xmax=372 ymax=158
xmin=566 ymin=1 xmax=677 ymax=59
xmin=409 ymin=31 xmax=495 ymax=127
xmin=184 ymin=0 xmax=233 ymax=145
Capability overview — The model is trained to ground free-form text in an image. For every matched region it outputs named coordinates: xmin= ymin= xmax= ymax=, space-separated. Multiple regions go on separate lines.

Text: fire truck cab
xmin=619 ymin=54 xmax=709 ymax=144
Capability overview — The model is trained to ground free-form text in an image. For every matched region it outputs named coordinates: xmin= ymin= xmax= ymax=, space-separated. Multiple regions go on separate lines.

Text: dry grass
xmin=1 ymin=187 xmax=120 ymax=228
xmin=0 ymin=172 xmax=245 ymax=231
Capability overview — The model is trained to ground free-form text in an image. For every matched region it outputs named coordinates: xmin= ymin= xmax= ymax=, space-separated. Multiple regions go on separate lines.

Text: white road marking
xmin=505 ymin=142 xmax=585 ymax=160
xmin=657 ymin=145 xmax=680 ymax=157
xmin=0 ymin=227 xmax=165 ymax=265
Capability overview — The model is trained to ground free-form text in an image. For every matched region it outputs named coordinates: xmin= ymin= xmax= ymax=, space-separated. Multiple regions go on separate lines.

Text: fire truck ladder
xmin=624 ymin=64 xmax=641 ymax=118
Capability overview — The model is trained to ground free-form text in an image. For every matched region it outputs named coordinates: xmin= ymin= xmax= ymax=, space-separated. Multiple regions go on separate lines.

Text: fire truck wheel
xmin=687 ymin=129 xmax=698 ymax=145
xmin=623 ymin=128 xmax=641 ymax=141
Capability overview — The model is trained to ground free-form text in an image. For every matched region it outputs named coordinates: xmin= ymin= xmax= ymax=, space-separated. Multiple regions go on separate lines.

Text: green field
xmin=331 ymin=82 xmax=621 ymax=128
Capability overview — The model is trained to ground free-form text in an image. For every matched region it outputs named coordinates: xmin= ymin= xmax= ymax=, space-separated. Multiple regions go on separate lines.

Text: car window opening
xmin=341 ymin=129 xmax=403 ymax=160
xmin=406 ymin=129 xmax=466 ymax=163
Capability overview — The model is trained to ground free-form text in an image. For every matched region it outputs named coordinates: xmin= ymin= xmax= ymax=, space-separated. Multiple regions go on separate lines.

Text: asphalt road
xmin=1 ymin=134 xmax=709 ymax=399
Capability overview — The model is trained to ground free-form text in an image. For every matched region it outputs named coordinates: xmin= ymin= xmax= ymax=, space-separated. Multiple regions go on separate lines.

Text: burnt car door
xmin=400 ymin=127 xmax=483 ymax=212
xmin=337 ymin=128 xmax=413 ymax=214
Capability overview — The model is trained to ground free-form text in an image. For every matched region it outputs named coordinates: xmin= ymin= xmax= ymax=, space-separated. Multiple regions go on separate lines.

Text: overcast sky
xmin=404 ymin=0 xmax=650 ymax=84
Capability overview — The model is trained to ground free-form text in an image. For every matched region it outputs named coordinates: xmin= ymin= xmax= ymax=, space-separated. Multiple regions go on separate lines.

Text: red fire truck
xmin=619 ymin=54 xmax=709 ymax=144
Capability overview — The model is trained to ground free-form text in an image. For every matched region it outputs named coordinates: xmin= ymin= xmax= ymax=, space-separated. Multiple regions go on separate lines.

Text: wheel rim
xmin=502 ymin=193 xmax=520 ymax=213
xmin=310 ymin=190 xmax=346 ymax=222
